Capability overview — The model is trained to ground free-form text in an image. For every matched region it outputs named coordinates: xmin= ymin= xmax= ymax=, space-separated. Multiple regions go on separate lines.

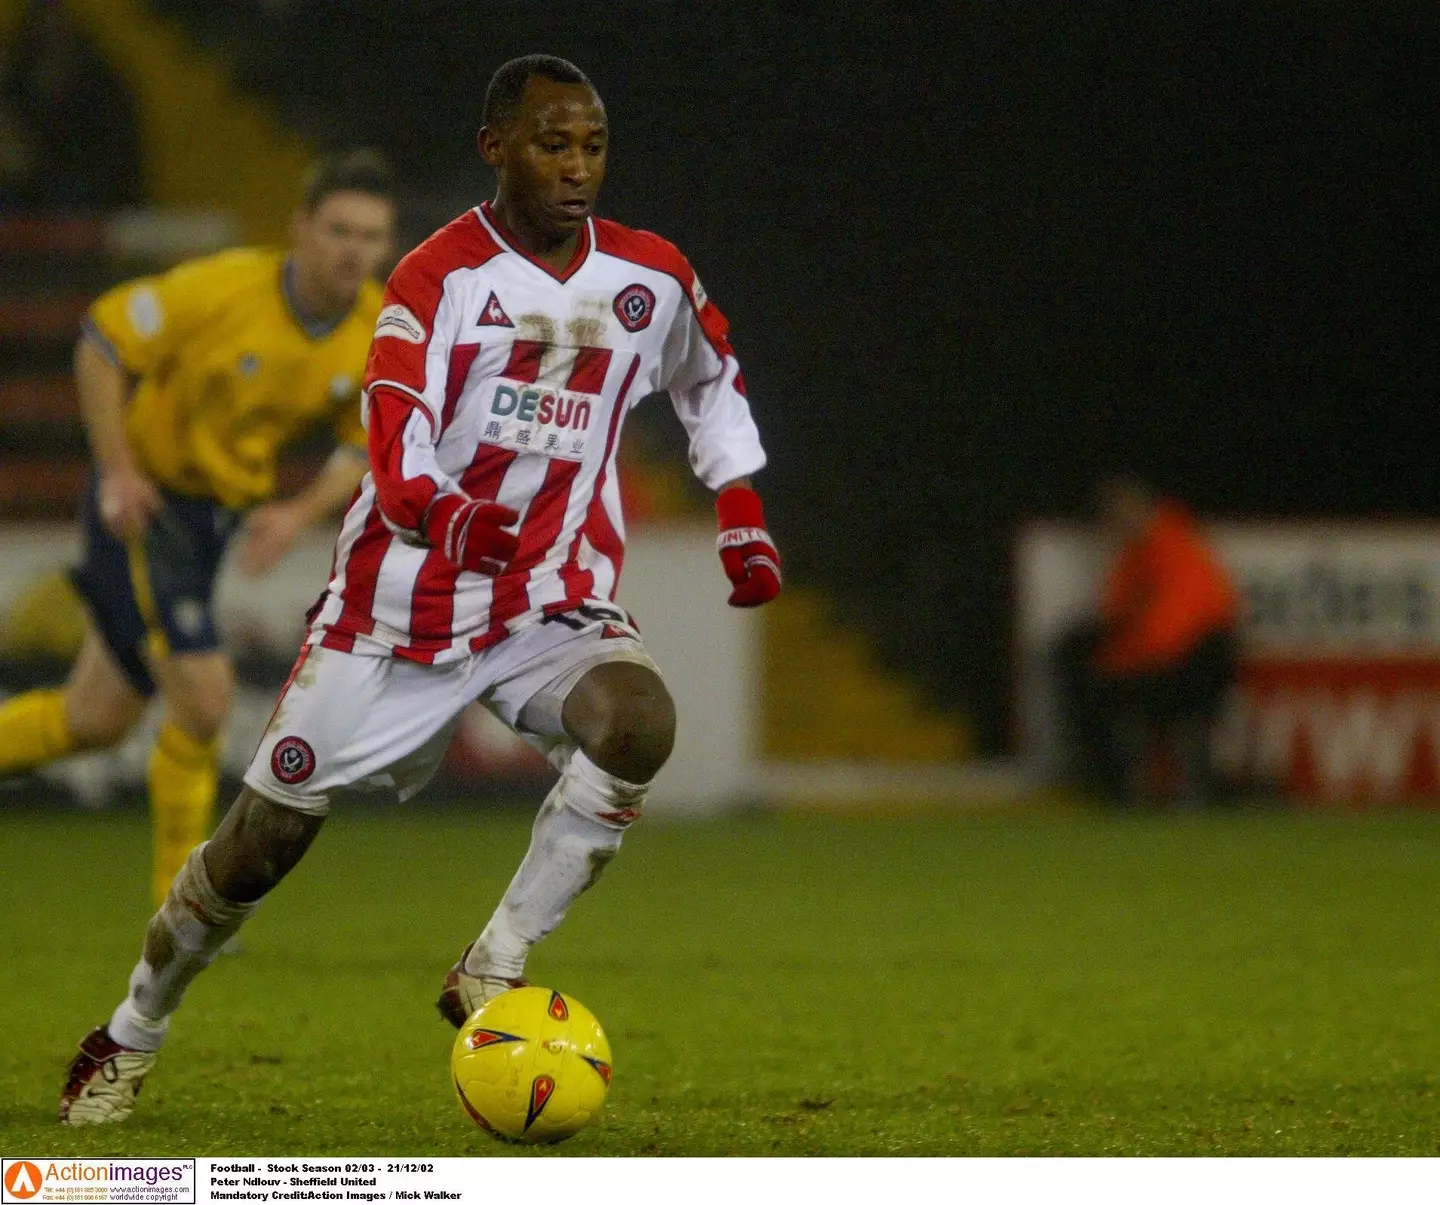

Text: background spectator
xmin=1054 ymin=476 xmax=1240 ymax=807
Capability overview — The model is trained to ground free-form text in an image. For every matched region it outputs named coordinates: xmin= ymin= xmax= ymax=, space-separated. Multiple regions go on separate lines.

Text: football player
xmin=0 ymin=151 xmax=395 ymax=908
xmin=60 ymin=55 xmax=781 ymax=1124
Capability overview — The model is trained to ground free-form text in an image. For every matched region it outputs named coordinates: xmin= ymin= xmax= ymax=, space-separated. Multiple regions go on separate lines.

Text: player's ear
xmin=477 ymin=125 xmax=504 ymax=170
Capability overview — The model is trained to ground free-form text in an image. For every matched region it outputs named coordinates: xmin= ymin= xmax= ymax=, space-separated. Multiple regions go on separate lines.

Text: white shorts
xmin=243 ymin=604 xmax=657 ymax=815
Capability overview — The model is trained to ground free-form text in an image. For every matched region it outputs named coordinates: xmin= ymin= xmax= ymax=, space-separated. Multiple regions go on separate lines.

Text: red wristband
xmin=716 ymin=486 xmax=765 ymax=530
xmin=422 ymin=494 xmax=466 ymax=547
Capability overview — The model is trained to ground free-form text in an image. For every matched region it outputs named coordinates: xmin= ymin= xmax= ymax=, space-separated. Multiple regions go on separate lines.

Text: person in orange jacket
xmin=1054 ymin=476 xmax=1240 ymax=805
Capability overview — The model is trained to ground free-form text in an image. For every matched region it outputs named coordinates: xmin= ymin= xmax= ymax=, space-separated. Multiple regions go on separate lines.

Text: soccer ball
xmin=450 ymin=986 xmax=612 ymax=1143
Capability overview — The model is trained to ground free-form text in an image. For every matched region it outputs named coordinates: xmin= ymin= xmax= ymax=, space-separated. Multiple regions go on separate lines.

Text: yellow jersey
xmin=87 ymin=248 xmax=382 ymax=510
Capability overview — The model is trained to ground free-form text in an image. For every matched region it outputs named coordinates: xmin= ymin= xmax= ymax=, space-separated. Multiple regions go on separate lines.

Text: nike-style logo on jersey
xmin=309 ymin=203 xmax=767 ymax=663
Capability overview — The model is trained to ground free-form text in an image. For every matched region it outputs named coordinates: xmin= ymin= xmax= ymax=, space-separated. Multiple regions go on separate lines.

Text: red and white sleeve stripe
xmin=361 ymin=211 xmax=508 ymax=544
xmin=666 ymin=331 xmax=765 ymax=491
xmin=367 ymin=386 xmax=464 ymax=541
xmin=591 ymin=219 xmax=766 ymax=491
xmin=363 ymin=209 xmax=503 ymax=432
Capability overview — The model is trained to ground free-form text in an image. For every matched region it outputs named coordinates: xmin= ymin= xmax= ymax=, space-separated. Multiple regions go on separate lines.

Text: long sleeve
xmin=366 ymin=385 xmax=466 ymax=542
xmin=362 ymin=238 xmax=471 ymax=541
xmin=658 ymin=271 xmax=767 ymax=491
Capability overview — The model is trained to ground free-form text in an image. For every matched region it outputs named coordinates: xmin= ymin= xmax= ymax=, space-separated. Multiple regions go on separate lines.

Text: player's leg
xmin=111 ymin=786 xmax=322 ymax=1049
xmin=441 ymin=613 xmax=675 ymax=1024
xmin=125 ymin=494 xmax=241 ymax=903
xmin=61 ymin=785 xmax=322 ymax=1127
xmin=63 ymin=642 xmax=475 ymax=1123
xmin=0 ymin=468 xmax=156 ymax=776
xmin=1050 ymin=621 xmax=1111 ymax=793
xmin=0 ymin=623 xmax=147 ymax=777
xmin=1105 ymin=671 xmax=1165 ymax=804
xmin=144 ymin=650 xmax=234 ymax=906
xmin=560 ymin=659 xmax=677 ymax=784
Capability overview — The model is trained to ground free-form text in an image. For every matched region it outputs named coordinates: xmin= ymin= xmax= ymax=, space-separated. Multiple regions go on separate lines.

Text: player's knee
xmin=571 ymin=668 xmax=676 ymax=783
xmin=168 ymin=676 xmax=232 ymax=743
xmin=64 ymin=688 xmax=143 ymax=751
xmin=204 ymin=786 xmax=324 ymax=903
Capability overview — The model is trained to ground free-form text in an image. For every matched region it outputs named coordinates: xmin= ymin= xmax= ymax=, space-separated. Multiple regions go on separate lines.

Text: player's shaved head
xmin=482 ymin=55 xmax=597 ymax=131
xmin=478 ymin=56 xmax=607 ymax=263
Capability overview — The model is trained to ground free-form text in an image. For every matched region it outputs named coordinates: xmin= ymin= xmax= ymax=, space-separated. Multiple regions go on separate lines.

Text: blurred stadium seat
xmin=0 ymin=208 xmax=239 ymax=519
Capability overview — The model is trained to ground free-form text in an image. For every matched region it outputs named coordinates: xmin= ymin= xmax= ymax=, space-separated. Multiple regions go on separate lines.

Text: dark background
xmin=161 ymin=0 xmax=1438 ymax=748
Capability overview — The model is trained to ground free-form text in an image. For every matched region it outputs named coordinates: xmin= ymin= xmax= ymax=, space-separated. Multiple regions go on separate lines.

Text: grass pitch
xmin=1 ymin=802 xmax=1438 ymax=1156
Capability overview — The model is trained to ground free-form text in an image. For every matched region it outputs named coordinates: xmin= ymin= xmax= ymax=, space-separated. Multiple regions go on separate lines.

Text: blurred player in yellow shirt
xmin=0 ymin=150 xmax=396 ymax=905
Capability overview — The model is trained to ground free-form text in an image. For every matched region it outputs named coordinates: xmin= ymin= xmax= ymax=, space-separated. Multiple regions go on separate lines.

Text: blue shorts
xmin=70 ymin=476 xmax=242 ymax=696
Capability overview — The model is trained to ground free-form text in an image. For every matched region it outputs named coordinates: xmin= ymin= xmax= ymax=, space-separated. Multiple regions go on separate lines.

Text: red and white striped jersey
xmin=308 ymin=202 xmax=766 ymax=663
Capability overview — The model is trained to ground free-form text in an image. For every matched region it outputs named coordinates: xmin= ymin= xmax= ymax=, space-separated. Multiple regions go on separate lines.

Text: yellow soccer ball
xmin=451 ymin=986 xmax=612 ymax=1143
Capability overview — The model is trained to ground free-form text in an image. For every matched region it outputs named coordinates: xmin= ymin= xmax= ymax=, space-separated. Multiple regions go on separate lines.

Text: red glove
xmin=423 ymin=494 xmax=519 ymax=575
xmin=716 ymin=486 xmax=781 ymax=607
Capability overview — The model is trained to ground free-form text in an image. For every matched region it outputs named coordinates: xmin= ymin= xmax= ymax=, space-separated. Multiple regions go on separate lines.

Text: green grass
xmin=1 ymin=803 xmax=1439 ymax=1155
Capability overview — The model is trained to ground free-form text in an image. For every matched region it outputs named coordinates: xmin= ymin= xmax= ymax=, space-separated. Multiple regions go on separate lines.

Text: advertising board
xmin=1017 ymin=522 xmax=1440 ymax=802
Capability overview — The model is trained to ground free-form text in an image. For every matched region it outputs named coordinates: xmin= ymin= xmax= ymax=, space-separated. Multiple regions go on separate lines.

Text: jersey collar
xmin=282 ymin=257 xmax=350 ymax=340
xmin=476 ymin=201 xmax=593 ymax=284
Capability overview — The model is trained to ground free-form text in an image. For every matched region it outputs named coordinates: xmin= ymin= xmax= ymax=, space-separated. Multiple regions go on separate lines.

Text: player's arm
xmin=235 ymin=446 xmax=369 ymax=576
xmin=236 ymin=376 xmax=379 ymax=575
xmin=366 ymin=387 xmax=517 ymax=573
xmin=74 ymin=326 xmax=160 ymax=542
xmin=713 ymin=475 xmax=781 ymax=608
xmin=659 ymin=265 xmax=779 ymax=608
xmin=288 ymin=446 xmax=370 ymax=525
xmin=81 ymin=261 xmax=221 ymax=541
xmin=361 ymin=252 xmax=517 ymax=574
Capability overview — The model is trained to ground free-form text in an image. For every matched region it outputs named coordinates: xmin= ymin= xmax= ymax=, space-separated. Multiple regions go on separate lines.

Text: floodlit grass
xmin=1 ymin=802 xmax=1438 ymax=1155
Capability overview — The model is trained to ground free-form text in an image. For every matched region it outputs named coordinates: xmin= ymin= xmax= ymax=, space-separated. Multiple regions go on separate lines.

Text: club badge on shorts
xmin=271 ymin=736 xmax=316 ymax=785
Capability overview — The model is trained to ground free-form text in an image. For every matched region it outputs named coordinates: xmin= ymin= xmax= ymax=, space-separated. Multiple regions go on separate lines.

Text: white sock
xmin=464 ymin=750 xmax=646 ymax=980
xmin=109 ymin=842 xmax=258 ymax=1052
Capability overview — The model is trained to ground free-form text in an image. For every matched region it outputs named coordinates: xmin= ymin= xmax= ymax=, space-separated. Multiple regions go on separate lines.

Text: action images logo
xmin=2 ymin=1160 xmax=196 ymax=1204
xmin=3 ymin=1164 xmax=41 ymax=1201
